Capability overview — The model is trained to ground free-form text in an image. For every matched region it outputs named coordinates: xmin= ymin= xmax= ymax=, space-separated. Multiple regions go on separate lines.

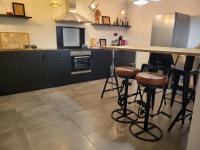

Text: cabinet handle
xmin=74 ymin=56 xmax=90 ymax=59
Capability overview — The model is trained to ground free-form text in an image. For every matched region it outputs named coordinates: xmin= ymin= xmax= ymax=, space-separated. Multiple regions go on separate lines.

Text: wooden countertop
xmin=0 ymin=48 xmax=100 ymax=52
xmin=103 ymin=45 xmax=200 ymax=56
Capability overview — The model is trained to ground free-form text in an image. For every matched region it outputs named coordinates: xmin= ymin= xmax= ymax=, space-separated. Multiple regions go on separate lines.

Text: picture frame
xmin=89 ymin=0 xmax=99 ymax=12
xmin=12 ymin=2 xmax=26 ymax=16
xmin=99 ymin=39 xmax=107 ymax=47
xmin=102 ymin=16 xmax=111 ymax=25
xmin=0 ymin=32 xmax=30 ymax=49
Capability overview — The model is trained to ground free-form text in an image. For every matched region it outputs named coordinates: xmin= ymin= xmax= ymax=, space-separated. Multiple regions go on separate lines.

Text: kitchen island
xmin=104 ymin=45 xmax=200 ymax=56
xmin=103 ymin=45 xmax=200 ymax=150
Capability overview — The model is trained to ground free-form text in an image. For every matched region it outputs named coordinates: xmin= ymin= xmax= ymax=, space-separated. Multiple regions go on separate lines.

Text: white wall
xmin=127 ymin=0 xmax=200 ymax=68
xmin=0 ymin=0 xmax=129 ymax=49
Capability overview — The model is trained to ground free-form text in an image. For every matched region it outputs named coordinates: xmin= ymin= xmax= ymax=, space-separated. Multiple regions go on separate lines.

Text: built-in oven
xmin=71 ymin=51 xmax=91 ymax=75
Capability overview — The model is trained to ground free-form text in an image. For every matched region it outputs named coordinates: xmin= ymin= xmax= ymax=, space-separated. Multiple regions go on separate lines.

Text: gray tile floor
xmin=0 ymin=79 xmax=192 ymax=150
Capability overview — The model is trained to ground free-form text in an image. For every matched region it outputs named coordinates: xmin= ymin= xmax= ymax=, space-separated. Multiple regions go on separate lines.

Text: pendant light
xmin=120 ymin=9 xmax=126 ymax=15
xmin=50 ymin=0 xmax=62 ymax=7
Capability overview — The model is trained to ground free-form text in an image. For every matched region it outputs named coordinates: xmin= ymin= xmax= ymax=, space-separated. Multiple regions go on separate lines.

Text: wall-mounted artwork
xmin=0 ymin=32 xmax=30 ymax=50
xmin=99 ymin=39 xmax=107 ymax=47
xmin=12 ymin=2 xmax=25 ymax=16
xmin=102 ymin=16 xmax=110 ymax=25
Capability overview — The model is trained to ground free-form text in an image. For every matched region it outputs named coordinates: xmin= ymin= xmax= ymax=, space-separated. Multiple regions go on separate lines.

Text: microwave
xmin=56 ymin=26 xmax=85 ymax=49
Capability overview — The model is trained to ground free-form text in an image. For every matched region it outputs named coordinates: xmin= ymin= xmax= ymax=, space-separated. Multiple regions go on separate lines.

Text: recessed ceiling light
xmin=133 ymin=0 xmax=161 ymax=6
xmin=134 ymin=0 xmax=149 ymax=6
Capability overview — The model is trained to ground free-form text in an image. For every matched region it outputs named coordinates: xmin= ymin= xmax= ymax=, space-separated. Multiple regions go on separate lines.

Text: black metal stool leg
xmin=151 ymin=87 xmax=171 ymax=118
xmin=171 ymin=73 xmax=180 ymax=107
xmin=151 ymin=89 xmax=156 ymax=110
xmin=132 ymin=85 xmax=143 ymax=103
xmin=157 ymin=87 xmax=167 ymax=114
xmin=114 ymin=73 xmax=121 ymax=98
xmin=123 ymin=78 xmax=128 ymax=116
xmin=111 ymin=78 xmax=138 ymax=123
xmin=120 ymin=81 xmax=125 ymax=93
xmin=168 ymin=109 xmax=183 ymax=131
xmin=144 ymin=88 xmax=151 ymax=130
xmin=168 ymin=56 xmax=195 ymax=131
xmin=101 ymin=76 xmax=109 ymax=98
xmin=138 ymin=86 xmax=143 ymax=101
xmin=129 ymin=87 xmax=163 ymax=142
xmin=101 ymin=73 xmax=122 ymax=98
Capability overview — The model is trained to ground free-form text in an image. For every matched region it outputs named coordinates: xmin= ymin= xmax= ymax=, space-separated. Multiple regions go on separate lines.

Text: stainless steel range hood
xmin=55 ymin=0 xmax=92 ymax=23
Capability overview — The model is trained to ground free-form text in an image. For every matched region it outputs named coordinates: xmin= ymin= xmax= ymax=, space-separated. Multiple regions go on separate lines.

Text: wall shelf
xmin=91 ymin=23 xmax=131 ymax=28
xmin=0 ymin=14 xmax=32 ymax=19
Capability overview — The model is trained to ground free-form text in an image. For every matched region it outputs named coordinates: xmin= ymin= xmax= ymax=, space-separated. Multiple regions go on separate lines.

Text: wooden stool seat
xmin=115 ymin=67 xmax=141 ymax=78
xmin=136 ymin=72 xmax=168 ymax=88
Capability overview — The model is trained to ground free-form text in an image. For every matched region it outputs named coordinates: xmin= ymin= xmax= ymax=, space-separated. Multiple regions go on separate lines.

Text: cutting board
xmin=0 ymin=32 xmax=30 ymax=50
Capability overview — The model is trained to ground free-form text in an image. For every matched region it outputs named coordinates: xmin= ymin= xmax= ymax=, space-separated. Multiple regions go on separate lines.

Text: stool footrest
xmin=151 ymin=111 xmax=171 ymax=118
xmin=104 ymin=86 xmax=122 ymax=92
xmin=111 ymin=109 xmax=138 ymax=123
xmin=129 ymin=121 xmax=163 ymax=142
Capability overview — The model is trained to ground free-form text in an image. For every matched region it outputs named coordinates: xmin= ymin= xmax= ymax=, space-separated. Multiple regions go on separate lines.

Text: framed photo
xmin=102 ymin=16 xmax=110 ymax=25
xmin=89 ymin=0 xmax=99 ymax=12
xmin=99 ymin=39 xmax=107 ymax=47
xmin=12 ymin=2 xmax=26 ymax=16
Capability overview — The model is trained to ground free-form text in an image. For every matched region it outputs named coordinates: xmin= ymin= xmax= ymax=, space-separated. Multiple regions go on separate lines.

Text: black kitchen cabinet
xmin=16 ymin=51 xmax=47 ymax=91
xmin=114 ymin=51 xmax=136 ymax=67
xmin=45 ymin=51 xmax=71 ymax=86
xmin=0 ymin=52 xmax=18 ymax=94
xmin=91 ymin=50 xmax=112 ymax=79
xmin=70 ymin=73 xmax=93 ymax=83
xmin=0 ymin=49 xmax=135 ymax=95
xmin=90 ymin=50 xmax=136 ymax=80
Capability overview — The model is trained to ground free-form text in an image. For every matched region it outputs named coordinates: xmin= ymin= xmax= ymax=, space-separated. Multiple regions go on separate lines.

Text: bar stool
xmin=111 ymin=67 xmax=141 ymax=123
xmin=129 ymin=72 xmax=169 ymax=141
xmin=170 ymin=67 xmax=199 ymax=107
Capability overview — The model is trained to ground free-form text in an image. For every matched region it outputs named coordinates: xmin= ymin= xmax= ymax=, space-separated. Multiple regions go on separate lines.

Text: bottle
xmin=124 ymin=17 xmax=127 ymax=26
xmin=119 ymin=19 xmax=122 ymax=26
xmin=116 ymin=17 xmax=119 ymax=25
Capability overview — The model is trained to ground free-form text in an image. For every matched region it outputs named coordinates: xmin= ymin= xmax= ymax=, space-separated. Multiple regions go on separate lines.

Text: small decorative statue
xmin=90 ymin=38 xmax=97 ymax=48
xmin=95 ymin=9 xmax=101 ymax=24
